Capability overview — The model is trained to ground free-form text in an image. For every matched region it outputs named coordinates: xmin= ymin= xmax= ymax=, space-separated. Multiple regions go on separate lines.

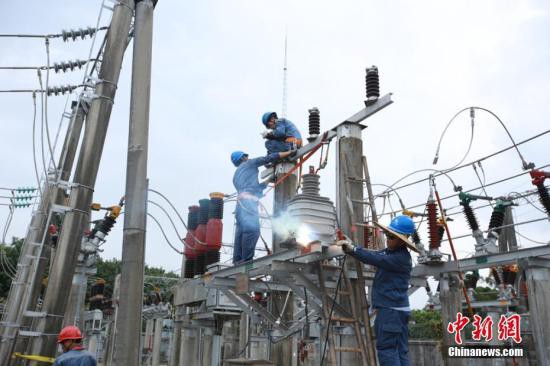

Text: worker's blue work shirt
xmin=233 ymin=153 xmax=279 ymax=197
xmin=53 ymin=348 xmax=96 ymax=366
xmin=349 ymin=246 xmax=412 ymax=308
xmin=271 ymin=118 xmax=302 ymax=140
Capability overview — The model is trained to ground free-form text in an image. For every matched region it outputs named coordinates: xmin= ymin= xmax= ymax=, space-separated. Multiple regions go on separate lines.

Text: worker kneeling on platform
xmin=54 ymin=325 xmax=96 ymax=366
xmin=261 ymin=111 xmax=303 ymax=154
xmin=231 ymin=149 xmax=295 ymax=264
xmin=338 ymin=215 xmax=418 ymax=366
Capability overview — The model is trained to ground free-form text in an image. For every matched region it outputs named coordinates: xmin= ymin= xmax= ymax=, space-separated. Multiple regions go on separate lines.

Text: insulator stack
xmin=46 ymin=84 xmax=79 ymax=96
xmin=62 ymin=27 xmax=98 ymax=42
xmin=194 ymin=199 xmax=210 ymax=275
xmin=365 ymin=66 xmax=380 ymax=101
xmin=206 ymin=192 xmax=224 ymax=266
xmin=184 ymin=206 xmax=200 ymax=278
xmin=460 ymin=201 xmax=480 ymax=231
xmin=363 ymin=223 xmax=373 ymax=248
xmin=491 ymin=267 xmax=504 ymax=286
xmin=198 ymin=199 xmax=210 ymax=225
xmin=302 ymin=166 xmax=321 ymax=196
xmin=502 ymin=265 xmax=518 ymax=286
xmin=426 ymin=201 xmax=440 ymax=250
xmin=307 ymin=107 xmax=320 ymax=142
xmin=89 ymin=278 xmax=106 ymax=311
xmin=536 ymin=183 xmax=550 ymax=216
xmin=53 ymin=59 xmax=88 ymax=73
xmin=487 ymin=208 xmax=505 ymax=239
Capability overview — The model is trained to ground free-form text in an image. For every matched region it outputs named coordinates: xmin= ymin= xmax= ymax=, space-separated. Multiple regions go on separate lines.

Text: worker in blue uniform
xmin=53 ymin=326 xmax=96 ymax=366
xmin=231 ymin=149 xmax=295 ymax=264
xmin=261 ymin=111 xmax=303 ymax=154
xmin=338 ymin=215 xmax=418 ymax=366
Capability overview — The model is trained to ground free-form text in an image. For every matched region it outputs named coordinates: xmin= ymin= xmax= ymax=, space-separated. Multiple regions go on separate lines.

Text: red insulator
xmin=426 ymin=200 xmax=440 ymax=250
xmin=205 ymin=192 xmax=224 ymax=265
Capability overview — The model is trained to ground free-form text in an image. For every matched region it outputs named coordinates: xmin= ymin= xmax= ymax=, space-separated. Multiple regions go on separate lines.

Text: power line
xmin=147 ymin=213 xmax=183 ymax=255
xmin=441 ymin=216 xmax=549 ymax=244
xmin=0 ymin=26 xmax=108 ymax=40
xmin=378 ymin=128 xmax=550 ymax=196
xmin=377 ymin=162 xmax=550 ymax=219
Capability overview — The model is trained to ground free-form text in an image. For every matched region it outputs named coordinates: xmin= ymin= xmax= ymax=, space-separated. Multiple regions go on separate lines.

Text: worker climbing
xmin=261 ymin=111 xmax=303 ymax=154
xmin=53 ymin=325 xmax=96 ymax=366
xmin=337 ymin=215 xmax=418 ymax=366
xmin=231 ymin=149 xmax=295 ymax=264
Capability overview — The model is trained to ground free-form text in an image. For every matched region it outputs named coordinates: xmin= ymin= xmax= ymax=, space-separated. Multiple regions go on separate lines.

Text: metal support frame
xmin=412 ymin=244 xmax=550 ymax=277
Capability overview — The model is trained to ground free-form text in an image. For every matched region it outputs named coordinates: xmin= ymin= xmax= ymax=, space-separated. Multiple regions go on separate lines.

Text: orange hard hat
xmin=57 ymin=325 xmax=83 ymax=343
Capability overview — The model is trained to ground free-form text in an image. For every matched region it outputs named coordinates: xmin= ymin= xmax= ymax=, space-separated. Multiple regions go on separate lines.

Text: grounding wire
xmin=433 ymin=106 xmax=531 ymax=170
xmin=30 ymin=92 xmax=44 ymax=203
xmin=377 ymin=168 xmax=460 ymax=198
xmin=472 ymin=163 xmax=493 ymax=208
xmin=433 ymin=106 xmax=476 ymax=171
xmin=146 ymin=213 xmax=182 ymax=255
xmin=148 ymin=189 xmax=207 ymax=247
xmin=37 ymin=70 xmax=52 ymax=202
xmin=383 ymin=128 xmax=550 ymax=196
xmin=148 ymin=200 xmax=185 ymax=241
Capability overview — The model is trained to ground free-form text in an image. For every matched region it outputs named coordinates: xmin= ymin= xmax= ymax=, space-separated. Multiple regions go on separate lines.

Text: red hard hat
xmin=57 ymin=325 xmax=83 ymax=343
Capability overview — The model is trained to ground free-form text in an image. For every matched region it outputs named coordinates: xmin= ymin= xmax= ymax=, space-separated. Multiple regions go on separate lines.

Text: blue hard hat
xmin=231 ymin=151 xmax=248 ymax=167
xmin=388 ymin=215 xmax=416 ymax=235
xmin=262 ymin=111 xmax=277 ymax=126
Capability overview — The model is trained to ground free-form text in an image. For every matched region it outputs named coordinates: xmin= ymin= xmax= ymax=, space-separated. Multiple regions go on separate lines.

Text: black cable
xmin=320 ymin=256 xmax=347 ymax=366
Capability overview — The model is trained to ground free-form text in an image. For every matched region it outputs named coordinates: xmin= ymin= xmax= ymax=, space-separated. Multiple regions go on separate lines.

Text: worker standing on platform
xmin=338 ymin=215 xmax=418 ymax=366
xmin=53 ymin=326 xmax=96 ymax=366
xmin=231 ymin=149 xmax=295 ymax=264
xmin=261 ymin=111 xmax=303 ymax=154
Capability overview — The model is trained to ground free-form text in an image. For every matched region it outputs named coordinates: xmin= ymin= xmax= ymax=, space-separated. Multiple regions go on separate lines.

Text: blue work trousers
xmin=374 ymin=307 xmax=410 ymax=366
xmin=233 ymin=198 xmax=260 ymax=264
xmin=265 ymin=140 xmax=295 ymax=154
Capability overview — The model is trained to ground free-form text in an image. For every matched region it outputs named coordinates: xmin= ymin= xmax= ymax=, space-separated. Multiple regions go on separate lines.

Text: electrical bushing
xmin=184 ymin=206 xmax=200 ymax=278
xmin=487 ymin=201 xmax=507 ymax=240
xmin=307 ymin=107 xmax=320 ymax=143
xmin=206 ymin=192 xmax=224 ymax=266
xmin=365 ymin=65 xmax=380 ymax=103
xmin=287 ymin=166 xmax=337 ymax=252
xmin=426 ymin=200 xmax=440 ymax=250
xmin=89 ymin=278 xmax=106 ymax=311
xmin=194 ymin=199 xmax=210 ymax=275
xmin=531 ymin=170 xmax=550 ymax=216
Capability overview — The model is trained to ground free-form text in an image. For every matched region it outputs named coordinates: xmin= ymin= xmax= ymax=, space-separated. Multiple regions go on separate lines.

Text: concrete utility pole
xmin=335 ymin=122 xmax=377 ymax=365
xmin=113 ymin=0 xmax=154 ymax=363
xmin=439 ymin=273 xmax=466 ymax=366
xmin=271 ymin=163 xmax=297 ymax=366
xmin=0 ymin=100 xmax=86 ymax=364
xmin=27 ymin=0 xmax=135 ymax=360
xmin=523 ymin=259 xmax=550 ymax=364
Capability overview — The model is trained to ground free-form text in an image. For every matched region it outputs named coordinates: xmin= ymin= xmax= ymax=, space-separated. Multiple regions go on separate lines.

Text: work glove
xmin=261 ymin=129 xmax=274 ymax=139
xmin=336 ymin=239 xmax=356 ymax=254
xmin=289 ymin=149 xmax=298 ymax=158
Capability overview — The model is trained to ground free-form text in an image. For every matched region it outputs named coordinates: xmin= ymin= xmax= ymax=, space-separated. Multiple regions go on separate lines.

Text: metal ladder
xmin=317 ymin=262 xmax=370 ymax=366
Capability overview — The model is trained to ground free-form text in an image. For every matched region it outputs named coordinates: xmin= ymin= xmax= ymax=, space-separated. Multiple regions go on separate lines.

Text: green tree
xmin=95 ymin=257 xmax=179 ymax=303
xmin=0 ymin=237 xmax=23 ymax=301
xmin=409 ymin=309 xmax=444 ymax=340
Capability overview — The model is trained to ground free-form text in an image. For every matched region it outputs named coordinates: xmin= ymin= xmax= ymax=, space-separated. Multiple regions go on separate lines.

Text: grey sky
xmin=1 ymin=1 xmax=549 ymax=308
